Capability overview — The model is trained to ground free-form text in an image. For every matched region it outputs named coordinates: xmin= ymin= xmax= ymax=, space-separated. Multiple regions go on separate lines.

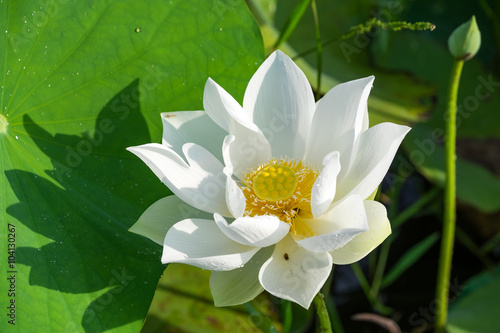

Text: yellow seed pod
xmin=253 ymin=164 xmax=298 ymax=201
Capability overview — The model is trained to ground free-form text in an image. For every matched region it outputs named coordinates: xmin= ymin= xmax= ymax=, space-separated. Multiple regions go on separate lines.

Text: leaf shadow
xmin=6 ymin=79 xmax=167 ymax=332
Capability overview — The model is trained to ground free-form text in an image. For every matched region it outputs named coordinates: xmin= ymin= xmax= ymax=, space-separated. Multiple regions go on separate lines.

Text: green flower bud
xmin=448 ymin=16 xmax=481 ymax=61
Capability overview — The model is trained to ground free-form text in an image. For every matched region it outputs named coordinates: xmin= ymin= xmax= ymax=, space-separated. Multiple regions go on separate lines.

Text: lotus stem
xmin=435 ymin=59 xmax=464 ymax=333
xmin=314 ymin=292 xmax=333 ymax=333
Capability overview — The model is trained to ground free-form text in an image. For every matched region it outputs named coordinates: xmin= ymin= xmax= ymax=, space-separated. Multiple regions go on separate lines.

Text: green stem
xmin=272 ymin=0 xmax=312 ymax=49
xmin=481 ymin=230 xmax=500 ymax=255
xmin=370 ymin=239 xmax=391 ymax=297
xmin=310 ymin=0 xmax=322 ymax=100
xmin=456 ymin=227 xmax=495 ymax=269
xmin=281 ymin=300 xmax=292 ymax=333
xmin=351 ymin=263 xmax=393 ymax=315
xmin=435 ymin=59 xmax=464 ymax=333
xmin=391 ymin=187 xmax=441 ymax=229
xmin=320 ymin=266 xmax=345 ymax=333
xmin=293 ymin=18 xmax=434 ymax=60
xmin=313 ymin=292 xmax=333 ymax=333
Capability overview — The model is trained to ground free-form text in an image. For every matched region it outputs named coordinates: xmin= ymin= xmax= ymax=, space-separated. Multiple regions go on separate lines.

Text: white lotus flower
xmin=127 ymin=51 xmax=410 ymax=309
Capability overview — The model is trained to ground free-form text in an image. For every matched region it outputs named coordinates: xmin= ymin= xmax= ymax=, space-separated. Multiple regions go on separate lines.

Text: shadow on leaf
xmin=6 ymin=79 xmax=167 ymax=332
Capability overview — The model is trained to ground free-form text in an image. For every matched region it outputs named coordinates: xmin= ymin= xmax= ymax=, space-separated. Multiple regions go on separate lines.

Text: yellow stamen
xmin=241 ymin=158 xmax=319 ymax=239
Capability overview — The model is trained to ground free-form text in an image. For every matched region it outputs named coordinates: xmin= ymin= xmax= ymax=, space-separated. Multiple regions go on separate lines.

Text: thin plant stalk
xmin=273 ymin=0 xmax=311 ymax=49
xmin=310 ymin=0 xmax=322 ymax=100
xmin=351 ymin=262 xmax=393 ymax=315
xmin=320 ymin=266 xmax=345 ymax=333
xmin=434 ymin=59 xmax=464 ymax=333
xmin=313 ymin=292 xmax=333 ymax=333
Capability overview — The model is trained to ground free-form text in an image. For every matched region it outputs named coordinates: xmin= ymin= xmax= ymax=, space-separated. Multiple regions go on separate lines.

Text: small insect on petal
xmin=284 ymin=253 xmax=289 ymax=260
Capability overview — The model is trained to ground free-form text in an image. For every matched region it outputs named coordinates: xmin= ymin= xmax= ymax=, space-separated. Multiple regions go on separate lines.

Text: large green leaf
xmin=0 ymin=1 xmax=263 ymax=332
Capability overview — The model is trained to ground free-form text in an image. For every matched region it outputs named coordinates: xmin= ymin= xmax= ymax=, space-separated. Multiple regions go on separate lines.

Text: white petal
xmin=204 ymin=77 xmax=258 ymax=133
xmin=311 ymin=151 xmax=341 ymax=218
xmin=214 ymin=214 xmax=289 ymax=248
xmin=210 ymin=246 xmax=273 ymax=307
xmin=129 ymin=195 xmax=211 ymax=245
xmin=205 ymin=79 xmax=271 ymax=177
xmin=298 ymin=195 xmax=368 ymax=252
xmin=161 ymin=111 xmax=226 ymax=162
xmin=162 ymin=218 xmax=259 ymax=270
xmin=259 ymin=235 xmax=332 ymax=309
xmin=224 ymin=172 xmax=246 ymax=219
xmin=221 ymin=134 xmax=236 ymax=171
xmin=361 ymin=104 xmax=369 ymax=133
xmin=127 ymin=143 xmax=230 ymax=215
xmin=306 ymin=76 xmax=374 ymax=169
xmin=243 ymin=50 xmax=315 ymax=160
xmin=222 ymin=136 xmax=248 ymax=218
xmin=336 ymin=122 xmax=410 ymax=200
xmin=221 ymin=136 xmax=246 ymax=218
xmin=330 ymin=200 xmax=391 ymax=264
